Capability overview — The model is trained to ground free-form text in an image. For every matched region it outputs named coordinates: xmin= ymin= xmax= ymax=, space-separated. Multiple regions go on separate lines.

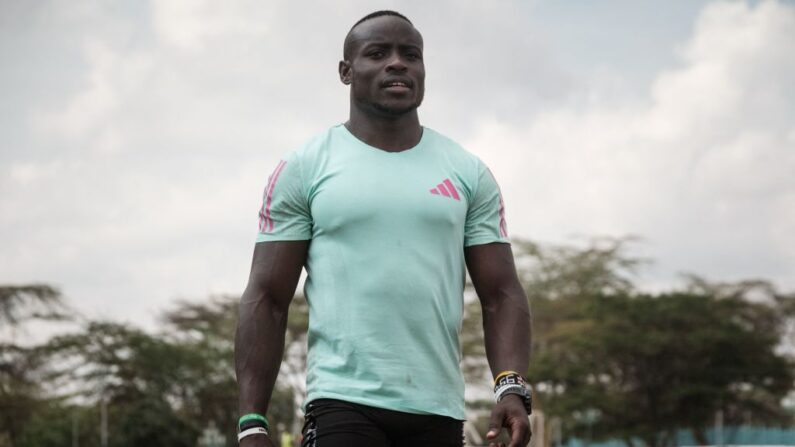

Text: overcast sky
xmin=1 ymin=0 xmax=793 ymax=330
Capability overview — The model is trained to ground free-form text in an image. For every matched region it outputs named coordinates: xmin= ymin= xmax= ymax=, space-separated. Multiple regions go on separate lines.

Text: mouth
xmin=381 ymin=79 xmax=412 ymax=92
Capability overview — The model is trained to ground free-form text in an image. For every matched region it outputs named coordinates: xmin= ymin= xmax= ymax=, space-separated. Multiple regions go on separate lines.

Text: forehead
xmin=349 ymin=16 xmax=423 ymax=50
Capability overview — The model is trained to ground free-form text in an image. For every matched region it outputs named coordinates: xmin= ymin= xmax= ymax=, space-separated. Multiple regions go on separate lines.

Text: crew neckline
xmin=337 ymin=123 xmax=428 ymax=155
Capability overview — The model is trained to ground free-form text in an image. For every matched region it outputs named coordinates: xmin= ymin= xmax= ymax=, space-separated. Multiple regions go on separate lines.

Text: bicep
xmin=245 ymin=240 xmax=309 ymax=309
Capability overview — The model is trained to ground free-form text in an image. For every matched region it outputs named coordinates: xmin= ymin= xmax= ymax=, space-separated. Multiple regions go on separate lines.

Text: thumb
xmin=486 ymin=406 xmax=504 ymax=439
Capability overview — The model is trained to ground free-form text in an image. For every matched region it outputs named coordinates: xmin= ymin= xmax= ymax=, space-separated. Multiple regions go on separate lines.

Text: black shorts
xmin=300 ymin=398 xmax=465 ymax=447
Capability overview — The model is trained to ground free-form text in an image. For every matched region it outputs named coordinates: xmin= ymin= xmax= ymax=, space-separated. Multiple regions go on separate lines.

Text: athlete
xmin=235 ymin=10 xmax=532 ymax=447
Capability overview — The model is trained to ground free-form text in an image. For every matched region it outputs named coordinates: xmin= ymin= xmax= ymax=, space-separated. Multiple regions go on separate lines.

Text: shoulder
xmin=279 ymin=125 xmax=351 ymax=179
xmin=423 ymin=127 xmax=487 ymax=187
xmin=288 ymin=125 xmax=340 ymax=161
xmin=424 ymin=127 xmax=484 ymax=166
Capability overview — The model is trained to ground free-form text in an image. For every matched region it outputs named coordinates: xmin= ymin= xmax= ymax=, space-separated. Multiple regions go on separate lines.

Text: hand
xmin=239 ymin=434 xmax=276 ymax=447
xmin=485 ymin=394 xmax=531 ymax=447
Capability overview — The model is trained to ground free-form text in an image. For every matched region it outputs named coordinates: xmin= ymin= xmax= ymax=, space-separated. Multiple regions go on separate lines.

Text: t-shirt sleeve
xmin=464 ymin=160 xmax=510 ymax=247
xmin=255 ymin=152 xmax=312 ymax=242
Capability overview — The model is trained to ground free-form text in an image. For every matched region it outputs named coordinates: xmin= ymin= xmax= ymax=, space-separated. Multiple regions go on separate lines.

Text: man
xmin=235 ymin=10 xmax=531 ymax=447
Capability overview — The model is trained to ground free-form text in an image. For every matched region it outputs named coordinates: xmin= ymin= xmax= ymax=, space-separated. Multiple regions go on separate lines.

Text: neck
xmin=345 ymin=104 xmax=423 ymax=152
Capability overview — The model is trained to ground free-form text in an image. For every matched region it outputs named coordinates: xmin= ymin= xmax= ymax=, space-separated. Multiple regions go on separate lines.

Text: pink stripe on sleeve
xmin=263 ymin=160 xmax=286 ymax=233
xmin=258 ymin=163 xmax=281 ymax=232
xmin=443 ymin=179 xmax=460 ymax=201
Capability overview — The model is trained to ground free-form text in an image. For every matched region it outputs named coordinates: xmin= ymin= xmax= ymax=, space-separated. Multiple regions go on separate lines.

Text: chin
xmin=373 ymin=100 xmax=422 ymax=116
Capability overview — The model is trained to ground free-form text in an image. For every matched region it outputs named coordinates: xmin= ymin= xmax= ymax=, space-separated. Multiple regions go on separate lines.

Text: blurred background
xmin=1 ymin=0 xmax=793 ymax=446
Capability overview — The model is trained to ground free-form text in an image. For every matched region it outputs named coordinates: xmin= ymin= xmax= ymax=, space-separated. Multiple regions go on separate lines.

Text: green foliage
xmin=4 ymin=239 xmax=795 ymax=447
xmin=0 ymin=343 xmax=44 ymax=446
xmin=15 ymin=401 xmax=84 ymax=447
xmin=3 ymin=293 xmax=304 ymax=447
xmin=113 ymin=396 xmax=197 ymax=447
xmin=513 ymin=236 xmax=644 ymax=301
xmin=529 ymin=288 xmax=794 ymax=447
xmin=494 ymin=238 xmax=795 ymax=446
xmin=0 ymin=284 xmax=73 ymax=447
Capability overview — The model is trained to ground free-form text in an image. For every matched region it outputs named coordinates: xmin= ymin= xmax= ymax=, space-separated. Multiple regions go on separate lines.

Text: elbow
xmin=240 ymin=281 xmax=291 ymax=319
xmin=481 ymin=282 xmax=529 ymax=313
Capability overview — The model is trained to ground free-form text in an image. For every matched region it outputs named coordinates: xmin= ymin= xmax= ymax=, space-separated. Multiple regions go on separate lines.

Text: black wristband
xmin=239 ymin=419 xmax=268 ymax=433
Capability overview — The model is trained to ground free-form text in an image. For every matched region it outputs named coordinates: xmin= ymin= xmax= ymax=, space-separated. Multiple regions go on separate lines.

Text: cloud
xmin=1 ymin=0 xmax=793 ymax=331
xmin=466 ymin=0 xmax=795 ymax=287
xmin=2 ymin=0 xmax=361 ymax=325
xmin=151 ymin=0 xmax=273 ymax=51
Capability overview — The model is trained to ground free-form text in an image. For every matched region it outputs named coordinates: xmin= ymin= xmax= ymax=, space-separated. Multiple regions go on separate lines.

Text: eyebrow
xmin=360 ymin=42 xmax=423 ymax=52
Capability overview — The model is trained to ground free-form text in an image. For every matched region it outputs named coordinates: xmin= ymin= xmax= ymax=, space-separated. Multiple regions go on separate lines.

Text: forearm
xmin=481 ymin=282 xmax=531 ymax=377
xmin=235 ymin=285 xmax=289 ymax=415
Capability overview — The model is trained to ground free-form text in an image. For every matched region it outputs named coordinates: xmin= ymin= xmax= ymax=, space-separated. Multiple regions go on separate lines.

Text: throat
xmin=345 ymin=112 xmax=423 ymax=153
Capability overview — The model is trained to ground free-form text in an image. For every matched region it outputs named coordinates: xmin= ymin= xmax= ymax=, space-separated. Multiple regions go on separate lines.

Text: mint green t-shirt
xmin=256 ymin=124 xmax=509 ymax=420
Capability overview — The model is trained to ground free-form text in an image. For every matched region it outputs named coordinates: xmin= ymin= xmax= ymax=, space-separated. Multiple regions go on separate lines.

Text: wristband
xmin=494 ymin=372 xmax=526 ymax=391
xmin=239 ymin=413 xmax=269 ymax=431
xmin=493 ymin=370 xmax=520 ymax=385
xmin=495 ymin=384 xmax=526 ymax=403
xmin=493 ymin=372 xmax=532 ymax=414
xmin=239 ymin=419 xmax=269 ymax=432
xmin=237 ymin=427 xmax=268 ymax=442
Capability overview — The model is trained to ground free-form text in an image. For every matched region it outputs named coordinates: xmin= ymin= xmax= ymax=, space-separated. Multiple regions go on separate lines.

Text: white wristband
xmin=238 ymin=426 xmax=269 ymax=442
xmin=495 ymin=384 xmax=525 ymax=402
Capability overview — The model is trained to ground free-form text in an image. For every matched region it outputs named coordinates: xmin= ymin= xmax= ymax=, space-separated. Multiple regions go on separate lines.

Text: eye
xmin=368 ymin=50 xmax=385 ymax=59
xmin=407 ymin=53 xmax=422 ymax=61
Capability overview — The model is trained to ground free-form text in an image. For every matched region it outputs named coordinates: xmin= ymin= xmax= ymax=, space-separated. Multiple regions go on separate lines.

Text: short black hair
xmin=343 ymin=10 xmax=414 ymax=60
xmin=351 ymin=10 xmax=412 ymax=30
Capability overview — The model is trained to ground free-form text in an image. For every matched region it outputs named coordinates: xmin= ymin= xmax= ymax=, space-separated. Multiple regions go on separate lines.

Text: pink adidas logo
xmin=430 ymin=178 xmax=460 ymax=201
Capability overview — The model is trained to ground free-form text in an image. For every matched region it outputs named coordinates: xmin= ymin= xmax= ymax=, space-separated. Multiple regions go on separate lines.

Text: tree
xmin=35 ymin=321 xmax=200 ymax=446
xmin=30 ymin=294 xmax=309 ymax=447
xmin=0 ymin=284 xmax=73 ymax=447
xmin=0 ymin=284 xmax=69 ymax=327
xmin=529 ymin=289 xmax=794 ymax=447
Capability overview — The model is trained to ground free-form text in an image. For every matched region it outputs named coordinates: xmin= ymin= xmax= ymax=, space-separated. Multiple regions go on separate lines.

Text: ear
xmin=339 ymin=60 xmax=352 ymax=85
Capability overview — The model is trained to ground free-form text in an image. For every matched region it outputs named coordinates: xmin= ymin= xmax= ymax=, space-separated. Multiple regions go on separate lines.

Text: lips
xmin=381 ymin=78 xmax=412 ymax=89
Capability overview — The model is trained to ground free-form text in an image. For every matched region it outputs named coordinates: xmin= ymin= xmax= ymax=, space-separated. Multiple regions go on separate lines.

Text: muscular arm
xmin=465 ymin=242 xmax=532 ymax=447
xmin=235 ymin=241 xmax=309 ymax=421
xmin=465 ymin=242 xmax=531 ymax=377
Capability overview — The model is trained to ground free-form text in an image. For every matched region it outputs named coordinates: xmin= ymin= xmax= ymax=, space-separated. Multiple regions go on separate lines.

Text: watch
xmin=494 ymin=372 xmax=532 ymax=415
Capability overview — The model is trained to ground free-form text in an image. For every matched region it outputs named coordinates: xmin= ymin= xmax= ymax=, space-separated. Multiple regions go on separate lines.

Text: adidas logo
xmin=429 ymin=178 xmax=460 ymax=201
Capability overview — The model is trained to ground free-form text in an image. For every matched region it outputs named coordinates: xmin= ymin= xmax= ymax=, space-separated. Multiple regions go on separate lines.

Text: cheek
xmin=351 ymin=69 xmax=376 ymax=87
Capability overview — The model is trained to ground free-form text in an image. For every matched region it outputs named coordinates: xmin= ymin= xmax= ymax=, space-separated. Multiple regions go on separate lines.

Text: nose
xmin=385 ymin=53 xmax=407 ymax=72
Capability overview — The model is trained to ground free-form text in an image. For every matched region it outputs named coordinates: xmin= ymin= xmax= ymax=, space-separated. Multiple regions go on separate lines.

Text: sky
xmin=1 ymin=0 xmax=794 ymax=331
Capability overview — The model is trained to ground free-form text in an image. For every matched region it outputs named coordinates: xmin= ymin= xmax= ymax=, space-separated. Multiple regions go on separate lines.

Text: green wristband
xmin=239 ymin=413 xmax=269 ymax=429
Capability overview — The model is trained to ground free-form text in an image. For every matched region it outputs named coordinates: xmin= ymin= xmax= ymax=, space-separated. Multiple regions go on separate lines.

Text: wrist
xmin=237 ymin=427 xmax=269 ymax=443
xmin=499 ymin=393 xmax=524 ymax=406
xmin=493 ymin=371 xmax=532 ymax=414
xmin=238 ymin=413 xmax=270 ymax=443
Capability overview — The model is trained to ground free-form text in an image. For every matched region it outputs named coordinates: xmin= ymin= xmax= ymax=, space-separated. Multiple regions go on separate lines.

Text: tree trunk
xmin=692 ymin=428 xmax=708 ymax=446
